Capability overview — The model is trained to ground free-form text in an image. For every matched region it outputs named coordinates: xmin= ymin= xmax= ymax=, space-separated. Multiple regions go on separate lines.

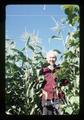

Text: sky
xmin=6 ymin=5 xmax=70 ymax=64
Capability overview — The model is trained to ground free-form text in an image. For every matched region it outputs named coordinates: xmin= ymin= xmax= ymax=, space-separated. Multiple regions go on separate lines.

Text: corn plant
xmin=5 ymin=33 xmax=47 ymax=115
xmin=52 ymin=5 xmax=80 ymax=114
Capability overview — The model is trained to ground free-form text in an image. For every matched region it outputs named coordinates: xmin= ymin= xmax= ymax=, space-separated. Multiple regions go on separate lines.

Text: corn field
xmin=5 ymin=5 xmax=80 ymax=115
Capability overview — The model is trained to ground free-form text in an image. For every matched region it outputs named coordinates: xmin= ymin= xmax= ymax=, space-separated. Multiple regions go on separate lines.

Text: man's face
xmin=47 ymin=54 xmax=56 ymax=65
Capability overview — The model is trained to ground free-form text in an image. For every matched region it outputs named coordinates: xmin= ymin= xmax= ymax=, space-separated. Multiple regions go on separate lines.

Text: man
xmin=38 ymin=50 xmax=63 ymax=115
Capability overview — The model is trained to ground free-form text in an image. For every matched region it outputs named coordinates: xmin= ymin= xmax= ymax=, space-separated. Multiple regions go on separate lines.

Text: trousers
xmin=41 ymin=99 xmax=63 ymax=115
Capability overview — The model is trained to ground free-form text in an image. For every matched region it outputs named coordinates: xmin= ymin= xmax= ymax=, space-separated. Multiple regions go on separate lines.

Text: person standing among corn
xmin=38 ymin=50 xmax=69 ymax=115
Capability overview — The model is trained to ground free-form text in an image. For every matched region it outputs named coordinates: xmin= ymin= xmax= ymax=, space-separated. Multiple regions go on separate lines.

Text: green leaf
xmin=30 ymin=87 xmax=34 ymax=98
xmin=26 ymin=81 xmax=35 ymax=97
xmin=28 ymin=45 xmax=34 ymax=51
xmin=26 ymin=36 xmax=30 ymax=46
xmin=65 ymin=107 xmax=73 ymax=114
xmin=27 ymin=57 xmax=32 ymax=64
xmin=11 ymin=48 xmax=26 ymax=61
xmin=35 ymin=45 xmax=42 ymax=50
xmin=69 ymin=96 xmax=79 ymax=104
xmin=64 ymin=51 xmax=76 ymax=59
xmin=63 ymin=5 xmax=79 ymax=26
xmin=30 ymin=104 xmax=38 ymax=115
xmin=51 ymin=35 xmax=62 ymax=40
xmin=35 ymin=52 xmax=43 ymax=57
xmin=21 ymin=47 xmax=25 ymax=51
xmin=53 ymin=49 xmax=61 ymax=54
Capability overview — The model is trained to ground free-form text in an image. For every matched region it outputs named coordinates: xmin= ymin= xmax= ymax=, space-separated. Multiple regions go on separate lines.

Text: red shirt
xmin=41 ymin=66 xmax=59 ymax=100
